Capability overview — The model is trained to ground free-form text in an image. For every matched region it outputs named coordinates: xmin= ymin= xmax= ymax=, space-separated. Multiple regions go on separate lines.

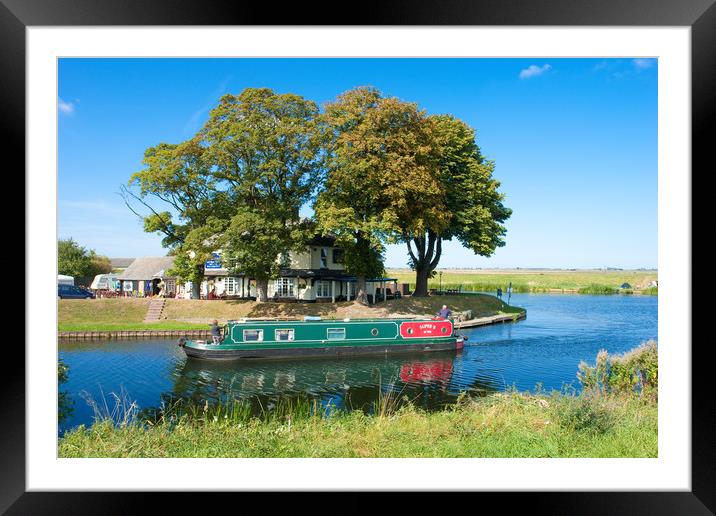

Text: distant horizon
xmin=59 ymin=57 xmax=657 ymax=269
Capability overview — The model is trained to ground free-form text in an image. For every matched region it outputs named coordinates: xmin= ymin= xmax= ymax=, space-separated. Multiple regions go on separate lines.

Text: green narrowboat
xmin=178 ymin=316 xmax=467 ymax=360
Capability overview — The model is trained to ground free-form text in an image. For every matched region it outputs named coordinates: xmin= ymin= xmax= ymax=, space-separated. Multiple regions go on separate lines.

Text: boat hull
xmin=181 ymin=338 xmax=464 ymax=361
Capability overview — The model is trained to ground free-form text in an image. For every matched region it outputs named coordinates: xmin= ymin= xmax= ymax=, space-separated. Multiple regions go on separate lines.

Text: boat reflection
xmin=156 ymin=350 xmax=500 ymax=417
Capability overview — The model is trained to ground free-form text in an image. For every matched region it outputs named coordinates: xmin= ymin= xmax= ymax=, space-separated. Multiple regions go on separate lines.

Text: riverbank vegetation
xmin=58 ymin=293 xmax=522 ymax=332
xmin=386 ymin=268 xmax=657 ymax=295
xmin=58 ymin=343 xmax=657 ymax=458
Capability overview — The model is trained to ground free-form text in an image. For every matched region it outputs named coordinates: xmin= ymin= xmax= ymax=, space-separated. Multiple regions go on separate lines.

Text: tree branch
xmin=429 ymin=234 xmax=443 ymax=271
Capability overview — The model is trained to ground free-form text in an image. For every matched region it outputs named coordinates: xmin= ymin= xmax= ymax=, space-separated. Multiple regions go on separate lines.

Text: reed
xmin=79 ymin=386 xmax=140 ymax=428
xmin=577 ymin=284 xmax=619 ymax=294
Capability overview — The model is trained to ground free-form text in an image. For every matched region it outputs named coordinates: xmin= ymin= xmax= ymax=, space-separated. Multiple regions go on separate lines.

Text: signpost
xmin=205 ymin=252 xmax=222 ymax=269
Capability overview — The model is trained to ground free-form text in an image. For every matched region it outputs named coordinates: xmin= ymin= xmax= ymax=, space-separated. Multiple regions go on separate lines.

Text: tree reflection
xmin=58 ymin=357 xmax=74 ymax=425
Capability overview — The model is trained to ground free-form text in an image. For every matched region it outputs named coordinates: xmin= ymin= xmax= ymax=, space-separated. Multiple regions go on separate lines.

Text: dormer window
xmin=332 ymin=249 xmax=344 ymax=264
xmin=320 ymin=248 xmax=328 ymax=268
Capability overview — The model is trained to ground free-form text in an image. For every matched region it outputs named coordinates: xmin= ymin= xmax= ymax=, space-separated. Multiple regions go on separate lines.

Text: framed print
xmin=5 ymin=0 xmax=712 ymax=512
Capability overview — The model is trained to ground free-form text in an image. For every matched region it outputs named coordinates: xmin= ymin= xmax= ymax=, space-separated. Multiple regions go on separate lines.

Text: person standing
xmin=210 ymin=319 xmax=222 ymax=345
xmin=497 ymin=287 xmax=502 ymax=300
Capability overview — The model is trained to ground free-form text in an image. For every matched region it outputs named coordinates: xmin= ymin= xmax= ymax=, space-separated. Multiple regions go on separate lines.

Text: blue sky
xmin=58 ymin=58 xmax=657 ymax=268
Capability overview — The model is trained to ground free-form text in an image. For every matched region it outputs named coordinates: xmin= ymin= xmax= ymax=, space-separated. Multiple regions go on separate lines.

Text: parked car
xmin=58 ymin=284 xmax=96 ymax=299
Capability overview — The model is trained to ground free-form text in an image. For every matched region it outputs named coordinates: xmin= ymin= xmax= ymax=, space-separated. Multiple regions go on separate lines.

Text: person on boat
xmin=210 ymin=319 xmax=222 ymax=345
xmin=436 ymin=305 xmax=452 ymax=319
xmin=496 ymin=287 xmax=502 ymax=299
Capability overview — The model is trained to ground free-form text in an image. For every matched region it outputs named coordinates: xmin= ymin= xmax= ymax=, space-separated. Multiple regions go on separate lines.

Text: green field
xmin=387 ymin=268 xmax=658 ymax=294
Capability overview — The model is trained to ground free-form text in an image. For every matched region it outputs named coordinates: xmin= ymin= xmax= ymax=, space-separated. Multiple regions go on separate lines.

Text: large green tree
xmin=203 ymin=88 xmax=325 ymax=301
xmin=57 ymin=238 xmax=112 ymax=282
xmin=127 ymin=88 xmax=325 ymax=301
xmin=315 ymin=86 xmax=446 ymax=302
xmin=405 ymin=114 xmax=511 ymax=296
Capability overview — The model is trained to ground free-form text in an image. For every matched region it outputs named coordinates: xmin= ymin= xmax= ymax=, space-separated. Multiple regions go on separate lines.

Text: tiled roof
xmin=117 ymin=256 xmax=175 ymax=281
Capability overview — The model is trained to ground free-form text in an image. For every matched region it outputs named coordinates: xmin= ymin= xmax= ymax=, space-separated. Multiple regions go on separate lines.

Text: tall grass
xmin=80 ymin=386 xmax=140 ymax=428
xmin=577 ymin=284 xmax=619 ymax=294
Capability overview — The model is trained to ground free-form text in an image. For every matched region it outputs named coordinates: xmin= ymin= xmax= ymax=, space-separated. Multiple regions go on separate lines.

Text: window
xmin=315 ymin=280 xmax=331 ymax=298
xmin=243 ymin=329 xmax=264 ymax=342
xmin=275 ymin=278 xmax=294 ymax=297
xmin=275 ymin=329 xmax=295 ymax=341
xmin=332 ymin=249 xmax=344 ymax=264
xmin=123 ymin=281 xmax=133 ymax=292
xmin=327 ymin=328 xmax=346 ymax=340
xmin=320 ymin=248 xmax=328 ymax=268
xmin=226 ymin=277 xmax=237 ymax=295
xmin=280 ymin=252 xmax=291 ymax=268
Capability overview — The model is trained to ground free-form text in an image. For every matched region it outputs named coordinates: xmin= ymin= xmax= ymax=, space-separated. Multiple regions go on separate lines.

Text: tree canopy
xmin=58 ymin=238 xmax=112 ymax=282
xmin=404 ymin=114 xmax=512 ymax=296
xmin=314 ymin=86 xmax=449 ymax=300
xmin=126 ymin=85 xmax=511 ymax=301
xmin=126 ymin=88 xmax=325 ymax=300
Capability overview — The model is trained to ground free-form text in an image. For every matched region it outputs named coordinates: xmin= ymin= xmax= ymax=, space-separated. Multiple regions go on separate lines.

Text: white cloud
xmin=519 ymin=64 xmax=552 ymax=79
xmin=58 ymin=97 xmax=74 ymax=115
xmin=632 ymin=58 xmax=656 ymax=70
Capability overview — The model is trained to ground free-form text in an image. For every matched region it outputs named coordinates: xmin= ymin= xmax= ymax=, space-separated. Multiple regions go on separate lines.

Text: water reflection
xmin=59 ymin=293 xmax=657 ymax=433
xmin=58 ymin=357 xmax=74 ymax=425
xmin=164 ymin=351 xmax=485 ymax=414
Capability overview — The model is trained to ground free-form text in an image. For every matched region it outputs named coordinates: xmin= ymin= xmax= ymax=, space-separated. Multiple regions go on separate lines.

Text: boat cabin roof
xmin=226 ymin=316 xmax=425 ymax=325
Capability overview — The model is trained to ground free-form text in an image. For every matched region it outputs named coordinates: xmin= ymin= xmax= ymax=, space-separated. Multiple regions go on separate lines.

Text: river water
xmin=58 ymin=293 xmax=657 ymax=434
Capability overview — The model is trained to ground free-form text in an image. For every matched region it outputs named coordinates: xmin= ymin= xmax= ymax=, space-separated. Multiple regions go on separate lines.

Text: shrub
xmin=577 ymin=341 xmax=658 ymax=400
xmin=557 ymin=396 xmax=614 ymax=434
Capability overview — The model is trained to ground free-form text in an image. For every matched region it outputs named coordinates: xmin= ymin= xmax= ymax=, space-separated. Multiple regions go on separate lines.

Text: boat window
xmin=327 ymin=328 xmax=346 ymax=340
xmin=275 ymin=329 xmax=295 ymax=341
xmin=441 ymin=327 xmax=448 ymax=334
xmin=243 ymin=329 xmax=264 ymax=342
xmin=371 ymin=328 xmax=379 ymax=336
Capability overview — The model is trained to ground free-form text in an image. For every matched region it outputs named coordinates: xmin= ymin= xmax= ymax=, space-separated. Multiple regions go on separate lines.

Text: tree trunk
xmin=408 ymin=230 xmax=442 ymax=297
xmin=192 ymin=264 xmax=203 ymax=300
xmin=355 ymin=276 xmax=369 ymax=305
xmin=413 ymin=264 xmax=431 ymax=297
xmin=255 ymin=278 xmax=269 ymax=302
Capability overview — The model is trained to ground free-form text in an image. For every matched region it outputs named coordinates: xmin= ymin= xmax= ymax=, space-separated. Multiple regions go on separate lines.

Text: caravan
xmin=90 ymin=273 xmax=120 ymax=297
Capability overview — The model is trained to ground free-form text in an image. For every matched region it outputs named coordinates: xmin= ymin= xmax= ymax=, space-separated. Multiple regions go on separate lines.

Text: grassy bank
xmin=387 ymin=268 xmax=657 ymax=294
xmin=58 ymin=390 xmax=656 ymax=458
xmin=59 ymin=344 xmax=657 ymax=458
xmin=58 ymin=294 xmax=522 ymax=332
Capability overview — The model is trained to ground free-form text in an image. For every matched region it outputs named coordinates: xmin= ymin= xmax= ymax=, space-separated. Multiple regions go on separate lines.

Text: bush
xmin=577 ymin=341 xmax=658 ymax=400
xmin=557 ymin=396 xmax=614 ymax=434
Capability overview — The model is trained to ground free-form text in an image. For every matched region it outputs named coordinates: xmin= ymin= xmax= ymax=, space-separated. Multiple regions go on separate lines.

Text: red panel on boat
xmin=399 ymin=320 xmax=453 ymax=338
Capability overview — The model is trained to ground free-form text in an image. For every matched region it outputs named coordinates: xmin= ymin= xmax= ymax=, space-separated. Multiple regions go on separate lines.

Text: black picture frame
xmin=5 ymin=0 xmax=710 ymax=513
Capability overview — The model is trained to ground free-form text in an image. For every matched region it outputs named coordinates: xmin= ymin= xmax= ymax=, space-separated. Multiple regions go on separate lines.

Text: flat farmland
xmin=386 ymin=268 xmax=658 ymax=293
